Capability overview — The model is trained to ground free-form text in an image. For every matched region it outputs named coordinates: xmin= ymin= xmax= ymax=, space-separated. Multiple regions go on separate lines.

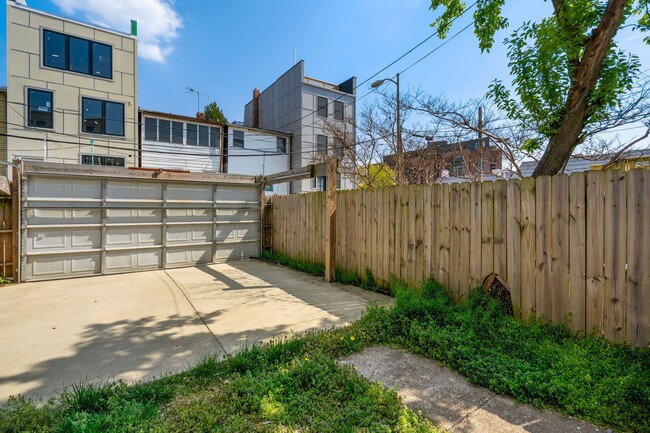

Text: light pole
xmin=371 ymin=73 xmax=403 ymax=184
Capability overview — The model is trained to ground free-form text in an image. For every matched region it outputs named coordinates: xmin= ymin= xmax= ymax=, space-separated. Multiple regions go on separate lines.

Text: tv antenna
xmin=185 ymin=86 xmax=210 ymax=113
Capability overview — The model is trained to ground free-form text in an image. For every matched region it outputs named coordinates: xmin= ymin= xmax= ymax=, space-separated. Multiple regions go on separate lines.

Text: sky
xmin=1 ymin=0 xmax=649 ymax=140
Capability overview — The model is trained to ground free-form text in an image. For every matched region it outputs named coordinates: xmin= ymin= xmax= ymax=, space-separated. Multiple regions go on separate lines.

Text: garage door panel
xmin=166 ymin=225 xmax=212 ymax=244
xmin=216 ymin=208 xmax=258 ymax=222
xmin=215 ymin=242 xmax=257 ymax=261
xmin=27 ymin=228 xmax=101 ymax=252
xmin=27 ymin=253 xmax=100 ymax=279
xmin=105 ymin=249 xmax=162 ymax=272
xmin=26 ymin=208 xmax=100 ymax=225
xmin=106 ymin=209 xmax=162 ymax=223
xmin=166 ymin=246 xmax=212 ymax=266
xmin=167 ymin=183 xmax=212 ymax=201
xmin=28 ymin=177 xmax=101 ymax=200
xmin=166 ymin=208 xmax=211 ymax=222
xmin=106 ymin=227 xmax=162 ymax=247
xmin=216 ymin=223 xmax=258 ymax=242
xmin=107 ymin=181 xmax=162 ymax=201
xmin=216 ymin=185 xmax=258 ymax=203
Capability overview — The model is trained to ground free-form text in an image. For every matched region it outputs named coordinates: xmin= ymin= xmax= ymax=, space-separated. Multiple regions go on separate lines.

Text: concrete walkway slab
xmin=0 ymin=260 xmax=390 ymax=403
xmin=341 ymin=346 xmax=610 ymax=433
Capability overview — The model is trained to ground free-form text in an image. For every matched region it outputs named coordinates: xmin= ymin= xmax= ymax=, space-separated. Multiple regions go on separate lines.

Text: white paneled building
xmin=224 ymin=124 xmax=291 ymax=195
xmin=140 ymin=110 xmax=222 ymax=173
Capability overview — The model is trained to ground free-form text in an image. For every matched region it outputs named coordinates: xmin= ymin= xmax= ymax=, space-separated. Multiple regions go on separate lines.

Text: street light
xmin=371 ymin=73 xmax=403 ymax=184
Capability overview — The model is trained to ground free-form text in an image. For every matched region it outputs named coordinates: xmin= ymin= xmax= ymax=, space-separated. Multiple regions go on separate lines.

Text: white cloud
xmin=51 ymin=0 xmax=183 ymax=62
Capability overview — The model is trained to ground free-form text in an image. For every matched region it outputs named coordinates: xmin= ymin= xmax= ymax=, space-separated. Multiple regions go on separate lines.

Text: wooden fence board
xmin=469 ymin=182 xmax=482 ymax=288
xmin=431 ymin=184 xmax=441 ymax=282
xmin=415 ymin=186 xmax=426 ymax=283
xmin=449 ymin=183 xmax=461 ymax=300
xmin=536 ymin=176 xmax=552 ymax=321
xmin=568 ymin=173 xmax=587 ymax=333
xmin=493 ymin=180 xmax=508 ymax=276
xmin=439 ymin=183 xmax=451 ymax=289
xmin=551 ymin=174 xmax=570 ymax=324
xmin=626 ymin=169 xmax=650 ymax=347
xmin=458 ymin=182 xmax=471 ymax=300
xmin=586 ymin=171 xmax=605 ymax=335
xmin=423 ymin=185 xmax=433 ymax=282
xmin=481 ymin=182 xmax=494 ymax=278
xmin=520 ymin=177 xmax=536 ymax=320
xmin=506 ymin=179 xmax=521 ymax=316
xmin=603 ymin=170 xmax=627 ymax=342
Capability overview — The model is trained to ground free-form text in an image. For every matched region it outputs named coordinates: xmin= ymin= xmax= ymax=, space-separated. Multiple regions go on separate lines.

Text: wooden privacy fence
xmin=267 ymin=169 xmax=650 ymax=347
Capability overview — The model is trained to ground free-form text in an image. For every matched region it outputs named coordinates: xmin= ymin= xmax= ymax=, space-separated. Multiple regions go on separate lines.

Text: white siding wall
xmin=141 ymin=115 xmax=221 ymax=173
xmin=227 ymin=126 xmax=290 ymax=195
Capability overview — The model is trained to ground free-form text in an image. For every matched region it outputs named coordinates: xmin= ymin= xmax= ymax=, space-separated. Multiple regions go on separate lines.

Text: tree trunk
xmin=532 ymin=0 xmax=628 ymax=177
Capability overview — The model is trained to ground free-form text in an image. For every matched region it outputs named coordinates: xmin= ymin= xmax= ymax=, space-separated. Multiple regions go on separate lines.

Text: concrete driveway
xmin=0 ymin=260 xmax=391 ymax=403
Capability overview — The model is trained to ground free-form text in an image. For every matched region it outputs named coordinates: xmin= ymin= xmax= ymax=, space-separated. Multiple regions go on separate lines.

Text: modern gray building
xmin=244 ymin=60 xmax=356 ymax=193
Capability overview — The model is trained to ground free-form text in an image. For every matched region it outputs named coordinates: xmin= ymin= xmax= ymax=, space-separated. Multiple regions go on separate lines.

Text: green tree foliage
xmin=429 ymin=0 xmax=650 ymax=176
xmin=204 ymin=101 xmax=228 ymax=124
xmin=357 ymin=163 xmax=397 ymax=188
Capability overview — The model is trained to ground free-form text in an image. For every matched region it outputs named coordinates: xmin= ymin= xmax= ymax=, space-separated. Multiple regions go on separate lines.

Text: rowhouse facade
xmin=5 ymin=0 xmax=138 ymax=171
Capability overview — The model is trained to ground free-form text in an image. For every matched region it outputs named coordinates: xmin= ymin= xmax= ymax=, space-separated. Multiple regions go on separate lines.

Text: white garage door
xmin=21 ymin=167 xmax=261 ymax=281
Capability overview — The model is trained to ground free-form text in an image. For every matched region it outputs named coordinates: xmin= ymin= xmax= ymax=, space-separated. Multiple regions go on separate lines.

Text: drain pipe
xmin=0 ymin=160 xmax=22 ymax=283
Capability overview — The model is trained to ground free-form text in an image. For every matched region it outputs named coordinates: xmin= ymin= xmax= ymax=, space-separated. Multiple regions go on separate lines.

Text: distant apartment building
xmin=4 ymin=0 xmax=138 ymax=170
xmin=384 ymin=138 xmax=503 ymax=183
xmin=140 ymin=110 xmax=222 ymax=173
xmin=244 ymin=60 xmax=356 ymax=193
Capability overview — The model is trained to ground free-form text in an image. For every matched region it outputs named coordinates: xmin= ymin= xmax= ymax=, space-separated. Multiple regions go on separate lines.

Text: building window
xmin=209 ymin=127 xmax=220 ymax=148
xmin=316 ymin=176 xmax=327 ymax=191
xmin=186 ymin=124 xmax=198 ymax=145
xmin=27 ymin=89 xmax=53 ymax=129
xmin=277 ymin=137 xmax=287 ymax=153
xmin=172 ymin=122 xmax=184 ymax=144
xmin=43 ymin=30 xmax=112 ymax=79
xmin=158 ymin=120 xmax=171 ymax=143
xmin=317 ymin=96 xmax=328 ymax=117
xmin=490 ymin=163 xmax=497 ymax=171
xmin=448 ymin=156 xmax=464 ymax=177
xmin=81 ymin=154 xmax=125 ymax=166
xmin=233 ymin=130 xmax=244 ymax=148
xmin=198 ymin=125 xmax=210 ymax=147
xmin=316 ymin=135 xmax=328 ymax=153
xmin=334 ymin=101 xmax=344 ymax=121
xmin=82 ymin=98 xmax=124 ymax=136
xmin=144 ymin=117 xmax=157 ymax=141
xmin=333 ymin=137 xmax=343 ymax=158
xmin=264 ymin=185 xmax=273 ymax=192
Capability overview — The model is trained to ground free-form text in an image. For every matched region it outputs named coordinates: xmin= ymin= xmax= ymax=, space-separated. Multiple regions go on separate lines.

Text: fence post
xmin=325 ymin=158 xmax=338 ymax=282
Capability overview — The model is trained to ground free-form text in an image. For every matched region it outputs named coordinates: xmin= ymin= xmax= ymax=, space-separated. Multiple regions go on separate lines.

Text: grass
xmin=0 ymin=332 xmax=436 ymax=433
xmin=2 ymin=262 xmax=649 ymax=432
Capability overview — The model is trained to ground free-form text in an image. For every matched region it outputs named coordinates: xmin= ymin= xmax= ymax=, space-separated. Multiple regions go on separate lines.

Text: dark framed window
xmin=198 ymin=125 xmax=210 ymax=147
xmin=27 ymin=89 xmax=53 ymax=129
xmin=172 ymin=121 xmax=183 ymax=144
xmin=316 ymin=176 xmax=326 ymax=191
xmin=333 ymin=138 xmax=343 ymax=158
xmin=186 ymin=124 xmax=198 ymax=145
xmin=144 ymin=117 xmax=157 ymax=140
xmin=277 ymin=137 xmax=287 ymax=153
xmin=43 ymin=30 xmax=112 ymax=79
xmin=68 ymin=36 xmax=90 ymax=74
xmin=81 ymin=154 xmax=125 ymax=166
xmin=334 ymin=101 xmax=344 ymax=121
xmin=158 ymin=120 xmax=171 ymax=143
xmin=82 ymin=97 xmax=124 ymax=136
xmin=317 ymin=96 xmax=328 ymax=117
xmin=233 ymin=130 xmax=244 ymax=148
xmin=316 ymin=135 xmax=328 ymax=153
xmin=43 ymin=30 xmax=66 ymax=69
xmin=209 ymin=127 xmax=220 ymax=148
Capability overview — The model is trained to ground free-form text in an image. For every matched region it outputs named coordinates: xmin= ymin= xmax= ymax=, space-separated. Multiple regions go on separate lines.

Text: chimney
xmin=252 ymin=88 xmax=260 ymax=128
